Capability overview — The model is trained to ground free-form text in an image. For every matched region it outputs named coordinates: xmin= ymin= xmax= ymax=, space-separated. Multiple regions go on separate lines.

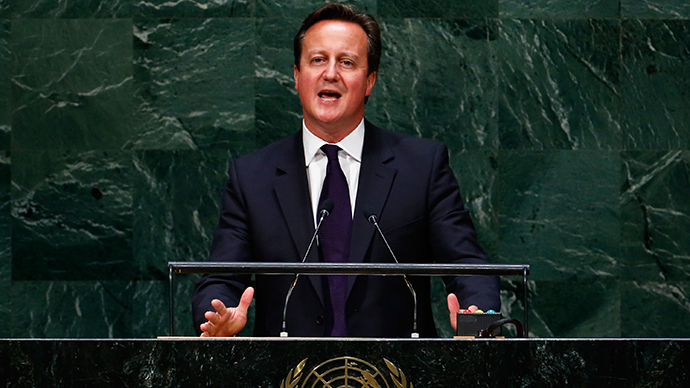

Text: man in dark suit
xmin=192 ymin=3 xmax=500 ymax=338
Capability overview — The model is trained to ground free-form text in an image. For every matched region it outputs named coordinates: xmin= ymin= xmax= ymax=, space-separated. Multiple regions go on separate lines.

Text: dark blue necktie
xmin=318 ymin=144 xmax=352 ymax=337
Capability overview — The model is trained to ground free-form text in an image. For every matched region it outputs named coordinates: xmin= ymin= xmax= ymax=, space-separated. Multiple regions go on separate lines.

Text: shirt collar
xmin=303 ymin=119 xmax=365 ymax=166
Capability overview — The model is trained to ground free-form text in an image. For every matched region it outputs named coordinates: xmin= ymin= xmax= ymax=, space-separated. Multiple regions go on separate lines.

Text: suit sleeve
xmin=191 ymin=161 xmax=253 ymax=334
xmin=426 ymin=143 xmax=501 ymax=311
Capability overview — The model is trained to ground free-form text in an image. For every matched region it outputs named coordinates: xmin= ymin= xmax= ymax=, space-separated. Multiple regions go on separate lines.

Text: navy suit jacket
xmin=192 ymin=120 xmax=500 ymax=337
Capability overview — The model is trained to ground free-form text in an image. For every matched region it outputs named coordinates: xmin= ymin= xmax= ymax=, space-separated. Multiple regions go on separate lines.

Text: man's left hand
xmin=447 ymin=293 xmax=477 ymax=332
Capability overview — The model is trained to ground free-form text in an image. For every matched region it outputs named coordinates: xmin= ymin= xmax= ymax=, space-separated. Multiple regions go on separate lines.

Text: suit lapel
xmin=273 ymin=124 xmax=398 ymax=308
xmin=273 ymin=132 xmax=325 ymax=305
xmin=347 ymin=121 xmax=397 ymax=296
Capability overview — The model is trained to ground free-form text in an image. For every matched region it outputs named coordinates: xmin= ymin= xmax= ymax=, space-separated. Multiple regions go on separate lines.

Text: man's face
xmin=294 ymin=20 xmax=376 ymax=141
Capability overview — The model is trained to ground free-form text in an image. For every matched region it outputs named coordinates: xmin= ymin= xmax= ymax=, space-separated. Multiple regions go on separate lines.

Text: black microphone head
xmin=362 ymin=207 xmax=377 ymax=223
xmin=320 ymin=199 xmax=334 ymax=216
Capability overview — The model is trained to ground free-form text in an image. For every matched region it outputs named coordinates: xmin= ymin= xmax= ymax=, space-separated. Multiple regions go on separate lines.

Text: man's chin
xmin=308 ymin=110 xmax=344 ymax=124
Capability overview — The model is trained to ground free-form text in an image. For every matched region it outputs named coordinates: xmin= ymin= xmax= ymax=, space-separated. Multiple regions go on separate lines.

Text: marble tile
xmin=495 ymin=150 xmax=620 ymax=281
xmin=430 ymin=277 xmax=453 ymax=337
xmin=0 ymin=20 xmax=9 ymax=149
xmin=449 ymin=150 xmax=499 ymax=258
xmin=0 ymin=154 xmax=8 ymax=337
xmin=0 ymin=284 xmax=9 ymax=337
xmin=256 ymin=0 xmax=376 ymax=18
xmin=10 ymin=0 xmax=132 ymax=18
xmin=497 ymin=19 xmax=622 ymax=150
xmin=537 ymin=279 xmax=620 ymax=337
xmin=622 ymin=0 xmax=690 ymax=19
xmin=4 ymin=339 xmax=690 ymax=386
xmin=130 ymin=279 xmax=195 ymax=337
xmin=0 ymin=1 xmax=9 ymax=18
xmin=255 ymin=17 xmax=304 ymax=148
xmin=378 ymin=0 xmax=498 ymax=18
xmin=134 ymin=0 xmax=253 ymax=18
xmin=131 ymin=18 xmax=255 ymax=150
xmin=620 ymin=20 xmax=690 ymax=150
xmin=499 ymin=0 xmax=620 ymax=19
xmin=503 ymin=278 xmax=621 ymax=337
xmin=621 ymin=280 xmax=690 ymax=337
xmin=128 ymin=149 xmax=255 ymax=336
xmin=11 ymin=19 xmax=134 ymax=151
xmin=621 ymin=151 xmax=690 ymax=282
xmin=368 ymin=18 xmax=499 ymax=151
xmin=130 ymin=150 xmax=240 ymax=279
xmin=0 ymin=153 xmax=9 ymax=283
xmin=11 ymin=150 xmax=135 ymax=281
xmin=8 ymin=280 xmax=136 ymax=338
xmin=499 ymin=278 xmax=532 ymax=336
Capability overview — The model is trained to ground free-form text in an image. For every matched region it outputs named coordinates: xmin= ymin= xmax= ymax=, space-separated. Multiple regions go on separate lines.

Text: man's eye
xmin=312 ymin=58 xmax=325 ymax=64
xmin=342 ymin=60 xmax=354 ymax=67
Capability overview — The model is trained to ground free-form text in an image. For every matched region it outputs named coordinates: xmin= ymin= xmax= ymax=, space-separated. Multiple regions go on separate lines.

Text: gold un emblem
xmin=281 ymin=356 xmax=413 ymax=388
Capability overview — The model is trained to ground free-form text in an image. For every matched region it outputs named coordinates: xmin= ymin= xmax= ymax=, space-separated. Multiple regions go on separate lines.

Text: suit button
xmin=316 ymin=315 xmax=325 ymax=325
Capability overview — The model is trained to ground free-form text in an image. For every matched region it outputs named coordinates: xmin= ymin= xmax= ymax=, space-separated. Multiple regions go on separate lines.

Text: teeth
xmin=319 ymin=93 xmax=339 ymax=101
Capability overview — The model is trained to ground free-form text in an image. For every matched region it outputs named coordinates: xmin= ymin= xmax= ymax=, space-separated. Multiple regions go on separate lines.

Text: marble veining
xmin=499 ymin=0 xmax=621 ymax=19
xmin=2 ymin=339 xmax=690 ymax=387
xmin=622 ymin=0 xmax=690 ymax=19
xmin=11 ymin=0 xmax=132 ymax=18
xmin=131 ymin=18 xmax=255 ymax=150
xmin=497 ymin=19 xmax=622 ymax=150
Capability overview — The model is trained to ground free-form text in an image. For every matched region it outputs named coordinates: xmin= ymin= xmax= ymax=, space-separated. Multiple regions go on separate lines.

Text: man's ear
xmin=294 ymin=65 xmax=300 ymax=91
xmin=365 ymin=71 xmax=377 ymax=96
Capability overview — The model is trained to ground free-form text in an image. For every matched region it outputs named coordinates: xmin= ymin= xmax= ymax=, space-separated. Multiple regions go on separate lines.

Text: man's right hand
xmin=200 ymin=287 xmax=254 ymax=337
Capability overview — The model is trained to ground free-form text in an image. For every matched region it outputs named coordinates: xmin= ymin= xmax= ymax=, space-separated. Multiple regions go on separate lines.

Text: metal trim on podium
xmin=167 ymin=262 xmax=530 ymax=337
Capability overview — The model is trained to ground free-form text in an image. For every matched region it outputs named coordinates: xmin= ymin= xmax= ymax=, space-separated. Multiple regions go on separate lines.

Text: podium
xmin=2 ymin=338 xmax=689 ymax=386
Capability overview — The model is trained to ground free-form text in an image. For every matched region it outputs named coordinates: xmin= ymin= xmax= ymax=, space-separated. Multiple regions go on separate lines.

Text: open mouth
xmin=318 ymin=91 xmax=341 ymax=102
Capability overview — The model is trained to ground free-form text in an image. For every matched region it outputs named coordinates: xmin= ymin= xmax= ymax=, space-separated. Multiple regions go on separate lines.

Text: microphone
xmin=280 ymin=199 xmax=334 ymax=337
xmin=363 ymin=207 xmax=419 ymax=338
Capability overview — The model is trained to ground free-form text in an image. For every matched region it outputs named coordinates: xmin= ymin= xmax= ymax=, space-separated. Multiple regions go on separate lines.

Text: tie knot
xmin=321 ymin=144 xmax=341 ymax=162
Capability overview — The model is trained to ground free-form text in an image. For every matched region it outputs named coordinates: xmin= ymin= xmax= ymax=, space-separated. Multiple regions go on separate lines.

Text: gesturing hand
xmin=446 ymin=293 xmax=477 ymax=332
xmin=200 ymin=287 xmax=254 ymax=337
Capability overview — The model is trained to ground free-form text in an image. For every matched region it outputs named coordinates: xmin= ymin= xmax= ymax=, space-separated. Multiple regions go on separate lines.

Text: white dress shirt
xmin=303 ymin=119 xmax=364 ymax=222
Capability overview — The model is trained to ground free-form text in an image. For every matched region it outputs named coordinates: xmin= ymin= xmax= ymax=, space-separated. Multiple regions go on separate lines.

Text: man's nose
xmin=323 ymin=62 xmax=339 ymax=81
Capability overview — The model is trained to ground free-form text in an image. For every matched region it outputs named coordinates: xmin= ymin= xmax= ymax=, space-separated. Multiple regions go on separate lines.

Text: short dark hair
xmin=293 ymin=3 xmax=381 ymax=76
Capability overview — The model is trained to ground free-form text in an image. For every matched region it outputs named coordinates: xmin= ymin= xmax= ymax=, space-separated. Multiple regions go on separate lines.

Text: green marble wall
xmin=0 ymin=0 xmax=688 ymax=338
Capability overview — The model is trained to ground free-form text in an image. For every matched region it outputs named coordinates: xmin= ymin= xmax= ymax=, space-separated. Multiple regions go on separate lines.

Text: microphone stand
xmin=365 ymin=210 xmax=419 ymax=338
xmin=280 ymin=200 xmax=333 ymax=337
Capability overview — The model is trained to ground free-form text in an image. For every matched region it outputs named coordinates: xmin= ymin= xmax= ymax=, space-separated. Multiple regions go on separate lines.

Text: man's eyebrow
xmin=305 ymin=49 xmax=362 ymax=59
xmin=338 ymin=52 xmax=362 ymax=60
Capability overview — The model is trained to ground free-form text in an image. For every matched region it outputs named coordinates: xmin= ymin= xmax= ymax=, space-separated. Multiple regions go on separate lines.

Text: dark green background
xmin=1 ymin=0 xmax=688 ymax=338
